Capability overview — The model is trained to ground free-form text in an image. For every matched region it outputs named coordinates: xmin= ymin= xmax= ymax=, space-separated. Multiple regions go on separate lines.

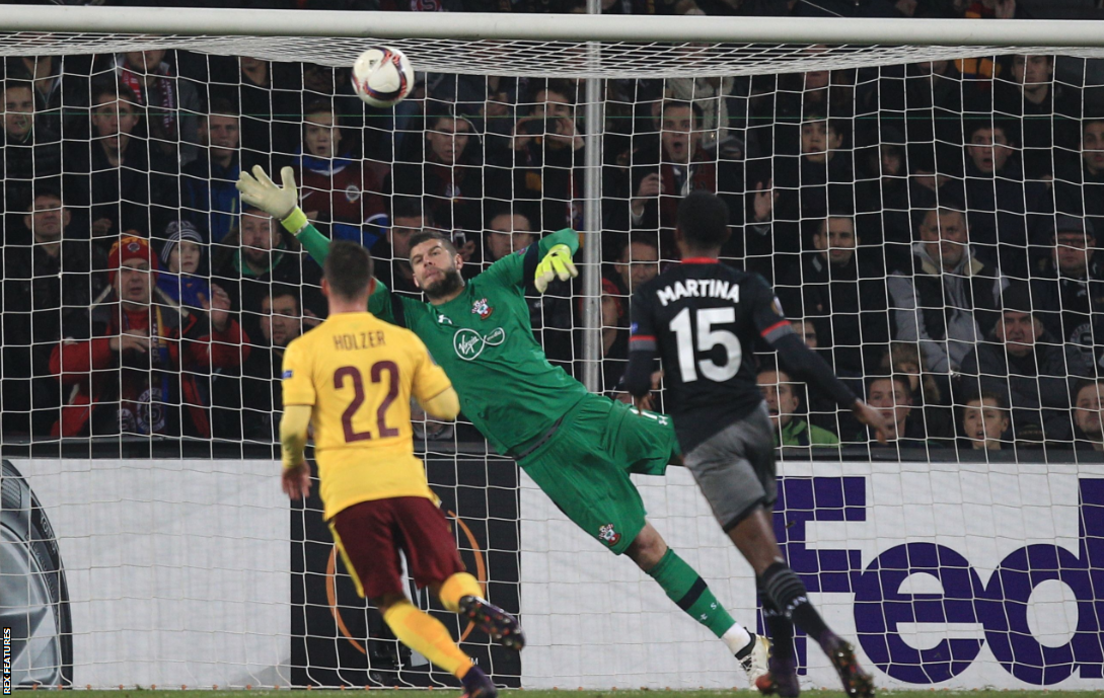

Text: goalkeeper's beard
xmin=422 ymin=267 xmax=465 ymax=301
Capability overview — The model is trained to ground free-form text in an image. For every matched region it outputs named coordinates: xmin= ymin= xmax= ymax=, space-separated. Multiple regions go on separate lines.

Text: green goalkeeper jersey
xmin=295 ymin=224 xmax=588 ymax=455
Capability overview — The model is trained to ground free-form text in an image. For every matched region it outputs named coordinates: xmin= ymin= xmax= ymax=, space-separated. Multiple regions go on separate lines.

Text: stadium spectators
xmin=156 ymin=220 xmax=210 ymax=310
xmin=978 ymin=54 xmax=1080 ymax=179
xmin=960 ymin=120 xmax=1051 ymax=279
xmin=1073 ymin=379 xmax=1104 ymax=452
xmin=3 ymin=55 xmax=91 ymax=142
xmin=111 ymin=49 xmax=201 ymax=164
xmin=879 ymin=342 xmax=954 ymax=442
xmin=1054 ymin=118 xmax=1104 ymax=235
xmin=959 ymin=286 xmax=1093 ymax=443
xmin=65 ymin=80 xmax=178 ymax=241
xmin=862 ymin=60 xmax=964 ymax=176
xmin=784 ymin=317 xmax=863 ymax=439
xmin=778 ymin=212 xmax=891 ymax=375
xmin=613 ymin=100 xmax=735 ymax=253
xmin=48 ymin=236 xmax=247 ymax=438
xmin=182 ymin=99 xmax=246 ymax=243
xmin=484 ymin=210 xmax=538 ymax=264
xmin=744 ymin=111 xmax=855 ymax=281
xmin=608 ymin=233 xmax=661 ymax=296
xmin=7 ymin=36 xmax=1104 ymax=461
xmin=866 ymin=375 xmax=933 ymax=448
xmin=854 ymin=138 xmax=914 ymax=273
xmin=240 ymin=285 xmax=304 ymax=441
xmin=757 ymin=367 xmax=840 ymax=447
xmin=888 ymin=206 xmax=1005 ymax=373
xmin=2 ymin=81 xmax=62 ymax=215
xmin=214 ymin=206 xmax=322 ymax=344
xmin=390 ymin=110 xmax=483 ymax=236
xmin=295 ymin=100 xmax=388 ymax=249
xmin=1 ymin=188 xmax=108 ymax=436
xmin=960 ymin=392 xmax=1011 ymax=451
xmin=1029 ymin=215 xmax=1104 ymax=371
xmin=497 ymin=78 xmax=586 ymax=233
xmin=588 ymin=276 xmax=629 ymax=395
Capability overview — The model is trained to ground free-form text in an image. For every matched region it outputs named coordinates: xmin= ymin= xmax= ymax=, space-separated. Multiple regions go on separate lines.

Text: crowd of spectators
xmin=3 ymin=0 xmax=1104 ymax=457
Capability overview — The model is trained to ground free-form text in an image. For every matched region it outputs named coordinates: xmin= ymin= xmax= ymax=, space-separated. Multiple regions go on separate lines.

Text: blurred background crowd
xmin=4 ymin=0 xmax=1104 ymax=456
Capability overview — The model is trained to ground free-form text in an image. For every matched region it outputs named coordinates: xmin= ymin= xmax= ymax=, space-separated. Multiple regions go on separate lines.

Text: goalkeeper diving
xmin=279 ymin=239 xmax=522 ymax=698
xmin=240 ymin=165 xmax=771 ymax=683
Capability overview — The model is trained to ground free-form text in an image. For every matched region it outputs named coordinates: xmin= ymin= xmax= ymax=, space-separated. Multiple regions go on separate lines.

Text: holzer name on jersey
xmin=333 ymin=331 xmax=387 ymax=351
xmin=656 ymin=278 xmax=740 ymax=306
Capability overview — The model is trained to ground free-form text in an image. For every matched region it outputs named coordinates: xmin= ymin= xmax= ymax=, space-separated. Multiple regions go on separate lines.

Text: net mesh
xmin=2 ymin=25 xmax=1104 ymax=691
xmin=5 ymin=33 xmax=1104 ymax=77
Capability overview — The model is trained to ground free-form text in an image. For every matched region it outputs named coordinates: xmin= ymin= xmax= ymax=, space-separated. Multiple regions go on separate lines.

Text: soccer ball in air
xmin=351 ymin=47 xmax=415 ymax=108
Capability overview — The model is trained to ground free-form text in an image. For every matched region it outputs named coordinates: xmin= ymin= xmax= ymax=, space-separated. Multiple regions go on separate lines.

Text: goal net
xmin=1 ymin=7 xmax=1103 ymax=692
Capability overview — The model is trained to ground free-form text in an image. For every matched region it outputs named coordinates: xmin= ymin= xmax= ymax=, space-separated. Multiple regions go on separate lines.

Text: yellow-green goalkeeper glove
xmin=534 ymin=244 xmax=578 ymax=293
xmin=236 ymin=165 xmax=308 ymax=233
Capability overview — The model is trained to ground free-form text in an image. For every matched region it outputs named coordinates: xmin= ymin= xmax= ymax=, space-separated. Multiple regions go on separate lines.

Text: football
xmin=351 ymin=47 xmax=415 ymax=108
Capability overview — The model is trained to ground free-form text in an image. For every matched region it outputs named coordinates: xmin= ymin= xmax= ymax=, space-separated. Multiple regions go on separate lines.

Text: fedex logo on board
xmin=773 ymin=477 xmax=1104 ymax=686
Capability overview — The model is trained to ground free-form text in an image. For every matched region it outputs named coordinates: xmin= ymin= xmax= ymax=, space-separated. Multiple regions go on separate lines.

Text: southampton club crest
xmin=471 ymin=297 xmax=494 ymax=320
xmin=599 ymin=523 xmax=621 ymax=547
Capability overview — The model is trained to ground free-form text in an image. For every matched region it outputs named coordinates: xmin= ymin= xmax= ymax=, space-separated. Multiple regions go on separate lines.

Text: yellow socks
xmin=437 ymin=572 xmax=483 ymax=613
xmin=383 ymin=600 xmax=474 ymax=678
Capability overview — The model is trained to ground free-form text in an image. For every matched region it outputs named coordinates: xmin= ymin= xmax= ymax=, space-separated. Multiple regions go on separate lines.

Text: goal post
xmin=5 ymin=7 xmax=1104 ymax=49
xmin=3 ymin=6 xmax=1104 ymax=691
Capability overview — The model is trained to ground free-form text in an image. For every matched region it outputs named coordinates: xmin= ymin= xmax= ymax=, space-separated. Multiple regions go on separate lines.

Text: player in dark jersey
xmin=625 ymin=191 xmax=888 ymax=698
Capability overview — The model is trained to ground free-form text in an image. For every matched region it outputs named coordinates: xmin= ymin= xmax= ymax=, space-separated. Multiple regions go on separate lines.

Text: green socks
xmin=645 ymin=548 xmax=748 ymax=645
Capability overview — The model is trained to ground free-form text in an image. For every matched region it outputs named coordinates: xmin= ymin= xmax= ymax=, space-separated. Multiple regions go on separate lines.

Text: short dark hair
xmin=621 ymin=232 xmax=659 ymax=259
xmin=208 ymin=98 xmax=239 ymax=119
xmin=677 ymin=190 xmax=730 ymax=251
xmin=324 ymin=240 xmax=374 ymax=299
xmin=1083 ymin=118 xmax=1104 ymax=136
xmin=867 ymin=374 xmax=910 ymax=398
xmin=303 ymin=99 xmax=335 ymax=120
xmin=3 ymin=80 xmax=33 ymax=96
xmin=90 ymin=79 xmax=138 ymax=109
xmin=407 ymin=230 xmax=457 ymax=259
xmin=1073 ymin=379 xmax=1104 ymax=402
xmin=662 ymin=100 xmax=703 ymax=123
xmin=32 ymin=182 xmax=63 ymax=205
xmin=391 ymin=196 xmax=432 ymax=225
xmin=967 ymin=118 xmax=1018 ymax=145
xmin=532 ymin=78 xmax=576 ymax=105
xmin=819 ymin=211 xmax=856 ymax=234
xmin=969 ymin=391 xmax=1009 ymax=410
xmin=267 ymin=284 xmax=300 ymax=309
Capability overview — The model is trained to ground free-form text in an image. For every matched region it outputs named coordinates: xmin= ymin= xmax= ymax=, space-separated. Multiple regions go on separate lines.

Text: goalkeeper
xmin=239 ymin=166 xmax=770 ymax=683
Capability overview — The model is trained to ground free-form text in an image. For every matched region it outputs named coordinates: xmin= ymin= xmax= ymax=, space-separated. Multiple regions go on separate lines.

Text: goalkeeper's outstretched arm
xmin=237 ymin=164 xmax=398 ymax=323
xmin=237 ymin=164 xmax=331 ymax=262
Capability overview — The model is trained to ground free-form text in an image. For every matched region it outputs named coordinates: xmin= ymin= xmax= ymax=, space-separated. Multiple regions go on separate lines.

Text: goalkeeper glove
xmin=534 ymin=244 xmax=578 ymax=294
xmin=236 ymin=165 xmax=302 ymax=227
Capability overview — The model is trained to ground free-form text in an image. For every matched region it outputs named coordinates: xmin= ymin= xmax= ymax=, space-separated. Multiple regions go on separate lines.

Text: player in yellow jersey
xmin=279 ymin=240 xmax=523 ymax=698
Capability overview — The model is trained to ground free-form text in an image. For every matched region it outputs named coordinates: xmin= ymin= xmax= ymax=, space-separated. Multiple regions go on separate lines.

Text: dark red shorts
xmin=330 ymin=497 xmax=465 ymax=601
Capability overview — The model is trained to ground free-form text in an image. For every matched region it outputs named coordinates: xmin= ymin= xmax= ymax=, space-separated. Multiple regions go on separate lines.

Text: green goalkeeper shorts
xmin=517 ymin=393 xmax=678 ymax=556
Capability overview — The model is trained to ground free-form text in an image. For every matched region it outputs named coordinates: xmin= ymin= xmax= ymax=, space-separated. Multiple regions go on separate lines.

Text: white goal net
xmin=1 ymin=7 xmax=1103 ymax=692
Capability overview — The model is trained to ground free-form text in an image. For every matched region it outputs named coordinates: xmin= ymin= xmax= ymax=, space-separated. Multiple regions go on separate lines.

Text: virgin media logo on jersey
xmin=776 ymin=476 xmax=1104 ymax=686
xmin=453 ymin=327 xmax=505 ymax=361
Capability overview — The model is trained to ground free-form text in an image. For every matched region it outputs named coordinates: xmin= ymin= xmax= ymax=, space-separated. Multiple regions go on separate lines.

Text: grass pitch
xmin=68 ymin=691 xmax=1092 ymax=698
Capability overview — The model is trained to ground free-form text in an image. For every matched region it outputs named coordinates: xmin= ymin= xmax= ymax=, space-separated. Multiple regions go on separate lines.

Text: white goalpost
xmin=2 ymin=5 xmax=1104 ymax=692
